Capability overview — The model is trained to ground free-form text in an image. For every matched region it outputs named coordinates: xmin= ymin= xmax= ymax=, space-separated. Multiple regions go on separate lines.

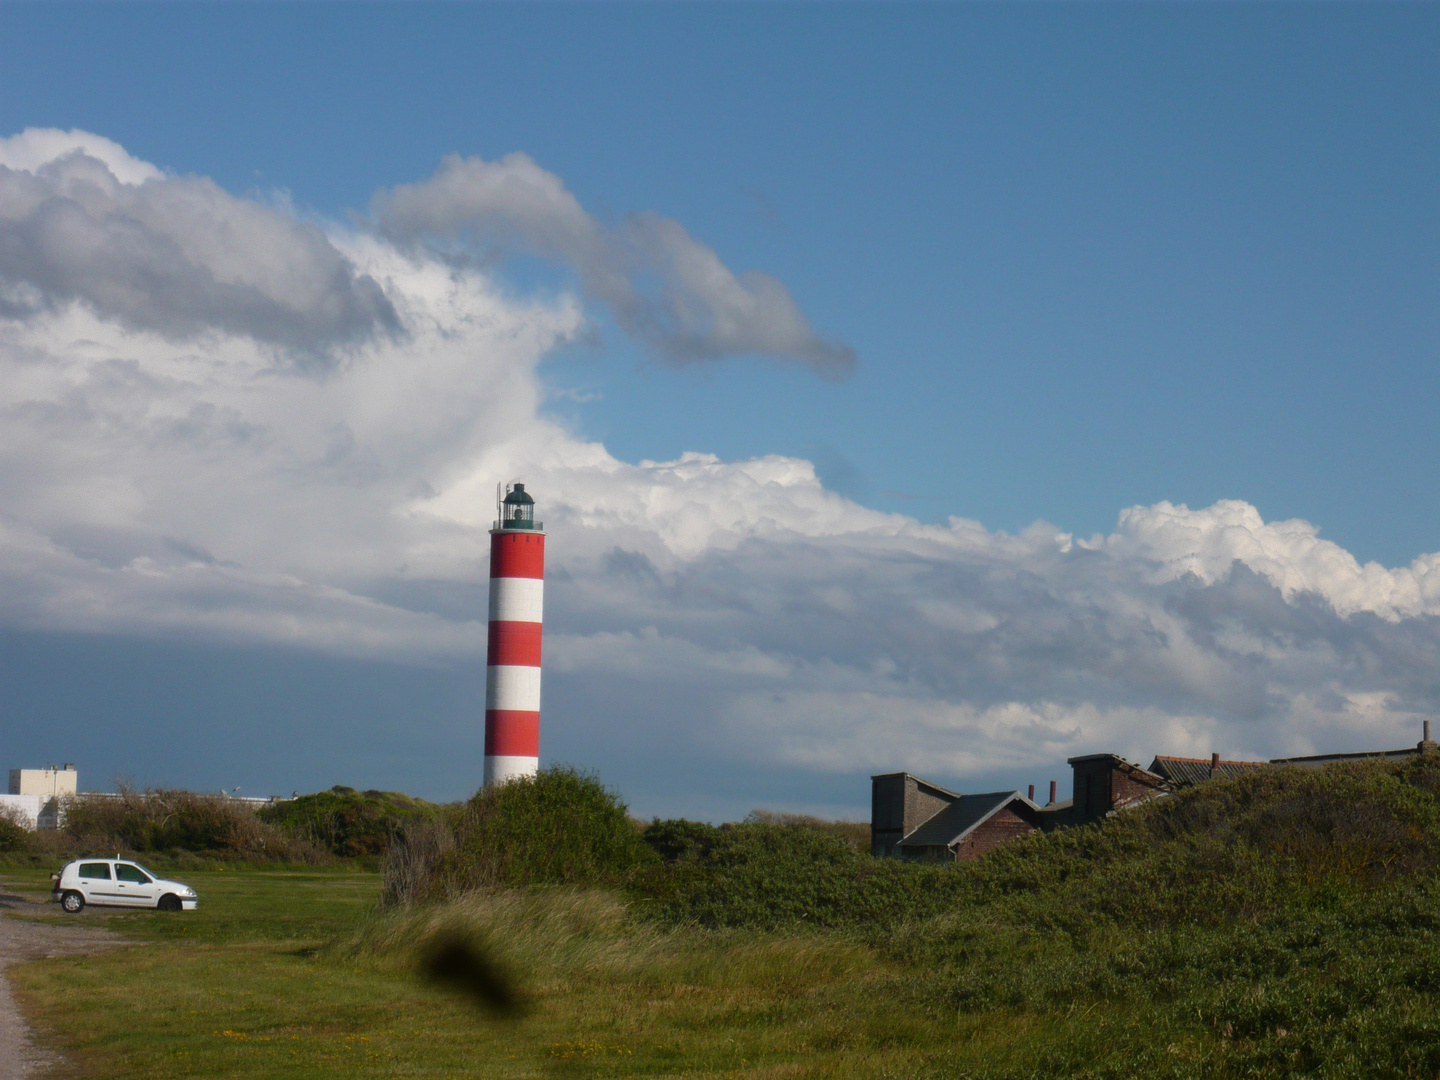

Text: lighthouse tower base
xmin=484 ymin=755 xmax=538 ymax=787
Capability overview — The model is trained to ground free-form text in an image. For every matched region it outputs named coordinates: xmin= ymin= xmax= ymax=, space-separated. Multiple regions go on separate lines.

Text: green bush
xmin=0 ymin=805 xmax=31 ymax=853
xmin=382 ymin=767 xmax=652 ymax=905
xmin=635 ymin=819 xmax=968 ymax=930
xmin=640 ymin=818 xmax=721 ymax=863
xmin=60 ymin=789 xmax=320 ymax=861
xmin=258 ymin=786 xmax=444 ymax=857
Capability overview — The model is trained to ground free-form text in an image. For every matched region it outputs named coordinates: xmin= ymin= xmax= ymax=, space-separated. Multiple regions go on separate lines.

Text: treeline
xmin=0 ymin=785 xmax=446 ymax=865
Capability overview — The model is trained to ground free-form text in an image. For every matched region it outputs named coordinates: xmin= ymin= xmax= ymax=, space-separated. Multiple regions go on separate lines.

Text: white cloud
xmin=0 ymin=129 xmax=163 ymax=185
xmin=1 ymin=130 xmax=1438 ymax=808
xmin=1100 ymin=499 xmax=1440 ymax=621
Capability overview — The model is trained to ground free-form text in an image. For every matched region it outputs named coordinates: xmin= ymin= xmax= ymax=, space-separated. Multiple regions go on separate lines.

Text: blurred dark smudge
xmin=419 ymin=934 xmax=524 ymax=1019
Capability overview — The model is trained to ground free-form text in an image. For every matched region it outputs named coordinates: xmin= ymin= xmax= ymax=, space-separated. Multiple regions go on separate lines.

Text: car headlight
xmin=180 ymin=887 xmax=196 ymax=897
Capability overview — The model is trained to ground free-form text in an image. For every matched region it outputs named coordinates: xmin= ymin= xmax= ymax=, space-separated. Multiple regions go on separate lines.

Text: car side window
xmin=114 ymin=864 xmax=151 ymax=884
xmin=77 ymin=862 xmax=111 ymax=880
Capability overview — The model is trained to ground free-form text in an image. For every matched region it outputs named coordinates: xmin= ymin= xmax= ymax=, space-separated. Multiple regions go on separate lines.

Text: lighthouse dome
xmin=500 ymin=483 xmax=538 ymax=529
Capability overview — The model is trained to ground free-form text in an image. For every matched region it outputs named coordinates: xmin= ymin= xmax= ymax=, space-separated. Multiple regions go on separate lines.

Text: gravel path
xmin=0 ymin=884 xmax=122 ymax=1080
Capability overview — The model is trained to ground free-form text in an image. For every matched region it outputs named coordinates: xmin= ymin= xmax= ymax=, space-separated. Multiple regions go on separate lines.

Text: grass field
xmin=0 ymin=864 xmax=1208 ymax=1080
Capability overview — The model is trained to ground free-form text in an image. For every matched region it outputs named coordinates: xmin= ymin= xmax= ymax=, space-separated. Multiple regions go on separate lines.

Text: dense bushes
xmin=636 ymin=818 xmax=965 ymax=929
xmin=59 ymin=789 xmax=321 ymax=861
xmin=382 ymin=767 xmax=650 ymax=905
xmin=257 ymin=786 xmax=443 ymax=857
xmin=0 ymin=804 xmax=31 ymax=853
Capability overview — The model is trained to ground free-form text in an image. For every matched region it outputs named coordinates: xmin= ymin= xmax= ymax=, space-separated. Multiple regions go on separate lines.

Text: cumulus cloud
xmin=0 ymin=129 xmax=398 ymax=357
xmin=1098 ymin=499 xmax=1440 ymax=621
xmin=372 ymin=152 xmax=856 ymax=375
xmin=2 ymin=130 xmax=1439 ymax=815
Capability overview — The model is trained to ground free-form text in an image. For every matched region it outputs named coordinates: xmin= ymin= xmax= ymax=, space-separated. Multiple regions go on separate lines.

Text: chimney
xmin=1211 ymin=752 xmax=1220 ymax=776
xmin=1420 ymin=720 xmax=1437 ymax=754
xmin=1049 ymin=779 xmax=1057 ymax=805
xmin=1028 ymin=784 xmax=1035 ymax=801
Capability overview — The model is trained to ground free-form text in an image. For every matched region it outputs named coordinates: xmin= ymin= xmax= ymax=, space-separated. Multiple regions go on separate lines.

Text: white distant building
xmin=1 ymin=764 xmax=77 ymax=830
xmin=10 ymin=765 xmax=77 ymax=798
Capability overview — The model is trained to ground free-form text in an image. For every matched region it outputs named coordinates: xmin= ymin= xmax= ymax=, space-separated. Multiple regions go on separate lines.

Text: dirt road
xmin=0 ymin=885 xmax=121 ymax=1080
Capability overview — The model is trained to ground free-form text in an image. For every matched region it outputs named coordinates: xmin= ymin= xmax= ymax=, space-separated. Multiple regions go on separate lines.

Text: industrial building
xmin=0 ymin=764 xmax=76 ymax=829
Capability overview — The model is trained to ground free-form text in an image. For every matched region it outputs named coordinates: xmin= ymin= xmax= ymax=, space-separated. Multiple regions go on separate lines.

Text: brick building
xmin=870 ymin=772 xmax=1041 ymax=861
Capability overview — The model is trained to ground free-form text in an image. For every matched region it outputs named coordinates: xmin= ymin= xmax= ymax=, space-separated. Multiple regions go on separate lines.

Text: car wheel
xmin=61 ymin=891 xmax=84 ymax=914
xmin=157 ymin=894 xmax=182 ymax=913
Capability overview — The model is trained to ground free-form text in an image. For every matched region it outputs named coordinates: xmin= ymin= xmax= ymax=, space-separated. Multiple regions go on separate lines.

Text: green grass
xmin=4 ymin=870 xmax=967 ymax=1079
xmin=0 ymin=868 xmax=1258 ymax=1080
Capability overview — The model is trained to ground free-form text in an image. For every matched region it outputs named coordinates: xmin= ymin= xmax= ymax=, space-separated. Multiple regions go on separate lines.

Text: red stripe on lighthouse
xmin=486 ymin=621 xmax=543 ymax=667
xmin=484 ymin=710 xmax=540 ymax=755
xmin=490 ymin=532 xmax=545 ymax=578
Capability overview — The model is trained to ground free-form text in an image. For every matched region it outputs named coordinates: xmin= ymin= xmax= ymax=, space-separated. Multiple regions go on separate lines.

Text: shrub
xmin=60 ymin=788 xmax=320 ymax=861
xmin=641 ymin=818 xmax=722 ymax=863
xmin=744 ymin=810 xmax=871 ymax=851
xmin=258 ymin=786 xmax=445 ymax=857
xmin=635 ymin=820 xmax=969 ymax=930
xmin=380 ymin=820 xmax=457 ymax=908
xmin=0 ymin=804 xmax=31 ymax=853
xmin=382 ymin=767 xmax=651 ymax=906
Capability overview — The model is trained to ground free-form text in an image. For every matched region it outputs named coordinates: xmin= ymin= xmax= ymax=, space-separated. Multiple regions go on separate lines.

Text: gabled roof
xmin=1149 ymin=755 xmax=1269 ymax=786
xmin=897 ymin=791 xmax=1038 ymax=849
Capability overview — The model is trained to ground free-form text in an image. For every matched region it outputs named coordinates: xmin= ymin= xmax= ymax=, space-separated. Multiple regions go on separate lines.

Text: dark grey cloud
xmin=372 ymin=152 xmax=855 ymax=376
xmin=0 ymin=150 xmax=398 ymax=357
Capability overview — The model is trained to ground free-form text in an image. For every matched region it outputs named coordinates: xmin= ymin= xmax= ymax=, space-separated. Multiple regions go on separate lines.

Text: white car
xmin=51 ymin=858 xmax=199 ymax=913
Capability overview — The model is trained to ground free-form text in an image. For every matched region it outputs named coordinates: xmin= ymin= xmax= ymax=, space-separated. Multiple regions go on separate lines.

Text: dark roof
xmin=898 ymin=791 xmax=1036 ymax=849
xmin=1270 ymin=748 xmax=1418 ymax=768
xmin=1149 ymin=756 xmax=1270 ymax=786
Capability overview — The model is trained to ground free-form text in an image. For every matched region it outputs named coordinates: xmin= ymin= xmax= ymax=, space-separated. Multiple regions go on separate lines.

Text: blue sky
xmin=1 ymin=4 xmax=1438 ymax=816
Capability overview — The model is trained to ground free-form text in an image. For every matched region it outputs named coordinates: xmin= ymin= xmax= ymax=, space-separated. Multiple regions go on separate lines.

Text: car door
xmin=113 ymin=862 xmax=159 ymax=907
xmin=75 ymin=861 xmax=120 ymax=905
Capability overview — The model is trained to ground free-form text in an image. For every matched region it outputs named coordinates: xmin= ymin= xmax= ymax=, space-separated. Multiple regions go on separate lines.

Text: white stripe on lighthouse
xmin=485 ymin=755 xmax=537 ymax=787
xmin=488 ymin=577 xmax=544 ymax=623
xmin=485 ymin=665 xmax=543 ymax=712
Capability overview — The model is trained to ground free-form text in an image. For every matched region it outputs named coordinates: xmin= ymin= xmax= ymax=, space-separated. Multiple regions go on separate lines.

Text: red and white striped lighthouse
xmin=484 ymin=482 xmax=544 ymax=787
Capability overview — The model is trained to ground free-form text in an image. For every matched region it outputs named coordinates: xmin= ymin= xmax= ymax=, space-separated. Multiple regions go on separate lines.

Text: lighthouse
xmin=484 ymin=482 xmax=544 ymax=787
